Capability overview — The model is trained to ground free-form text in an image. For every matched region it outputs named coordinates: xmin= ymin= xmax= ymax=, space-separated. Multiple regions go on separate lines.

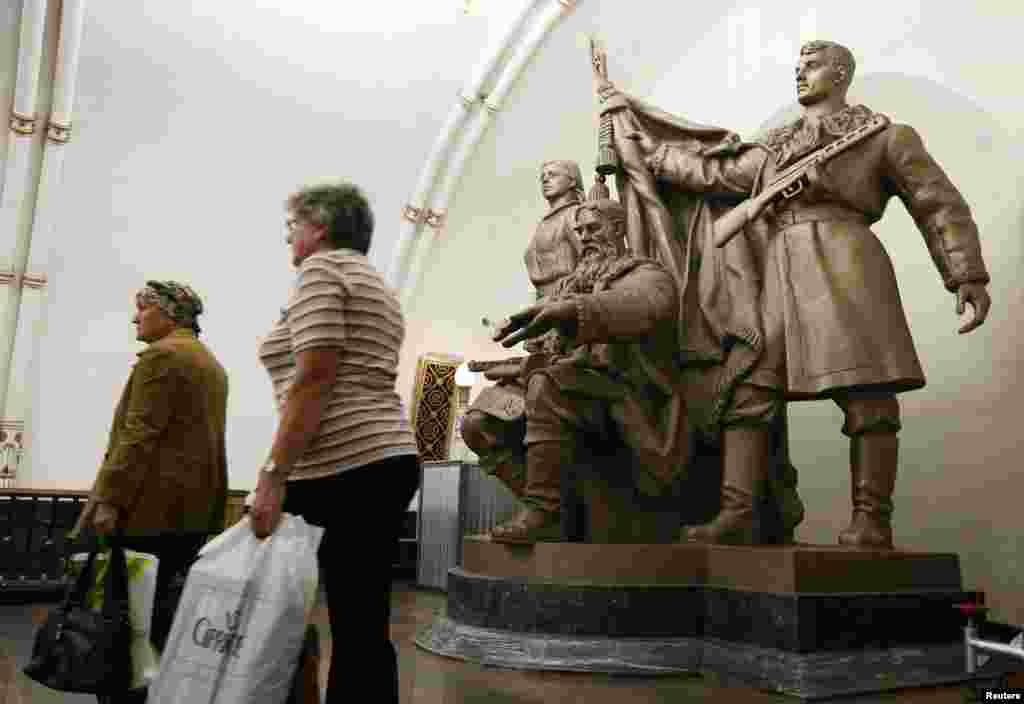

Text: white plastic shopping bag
xmin=147 ymin=513 xmax=324 ymax=704
xmin=69 ymin=549 xmax=160 ymax=689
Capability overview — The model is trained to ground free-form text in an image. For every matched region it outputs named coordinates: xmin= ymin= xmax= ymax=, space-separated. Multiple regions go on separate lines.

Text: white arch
xmin=386 ymin=0 xmax=539 ymax=290
xmin=396 ymin=0 xmax=580 ymax=307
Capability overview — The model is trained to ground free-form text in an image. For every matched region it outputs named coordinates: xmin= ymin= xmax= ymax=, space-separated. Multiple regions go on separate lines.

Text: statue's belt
xmin=771 ymin=203 xmax=870 ymax=229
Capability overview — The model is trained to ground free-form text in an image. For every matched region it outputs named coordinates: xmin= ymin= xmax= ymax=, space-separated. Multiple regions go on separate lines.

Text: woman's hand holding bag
xmin=23 ymin=536 xmax=134 ymax=695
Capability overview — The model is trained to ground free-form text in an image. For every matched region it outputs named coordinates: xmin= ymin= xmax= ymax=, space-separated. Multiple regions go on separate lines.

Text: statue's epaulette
xmin=759 ymin=121 xmax=802 ymax=154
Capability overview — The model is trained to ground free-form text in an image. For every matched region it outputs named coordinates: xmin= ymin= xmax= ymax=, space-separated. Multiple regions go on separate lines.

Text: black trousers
xmin=116 ymin=532 xmax=208 ymax=652
xmin=282 ymin=454 xmax=421 ymax=704
xmin=96 ymin=532 xmax=208 ymax=704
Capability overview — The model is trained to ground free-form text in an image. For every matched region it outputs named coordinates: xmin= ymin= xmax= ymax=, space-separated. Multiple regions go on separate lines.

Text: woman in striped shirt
xmin=251 ymin=182 xmax=420 ymax=704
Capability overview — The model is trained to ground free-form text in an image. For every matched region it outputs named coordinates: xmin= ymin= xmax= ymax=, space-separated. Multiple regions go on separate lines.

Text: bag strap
xmin=61 ymin=532 xmax=131 ymax=623
xmin=100 ymin=534 xmax=131 ymax=623
xmin=62 ymin=546 xmax=99 ymax=611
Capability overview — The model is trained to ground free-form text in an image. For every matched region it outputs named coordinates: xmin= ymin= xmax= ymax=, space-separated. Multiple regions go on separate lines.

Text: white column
xmin=3 ymin=0 xmax=87 ymax=486
xmin=399 ymin=0 xmax=580 ymax=304
xmin=0 ymin=0 xmax=50 ymax=487
xmin=387 ymin=0 xmax=538 ymax=291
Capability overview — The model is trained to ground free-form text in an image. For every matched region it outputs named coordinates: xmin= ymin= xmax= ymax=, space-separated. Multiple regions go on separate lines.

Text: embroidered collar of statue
xmin=760 ymin=104 xmax=877 ymax=168
xmin=543 ymin=198 xmax=582 ymax=221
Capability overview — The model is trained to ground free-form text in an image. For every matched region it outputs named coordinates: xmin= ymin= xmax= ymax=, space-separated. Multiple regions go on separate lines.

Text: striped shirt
xmin=259 ymin=248 xmax=418 ymax=481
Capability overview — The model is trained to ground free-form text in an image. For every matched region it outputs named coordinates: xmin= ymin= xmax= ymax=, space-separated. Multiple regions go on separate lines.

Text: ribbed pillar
xmin=4 ymin=0 xmax=88 ymax=486
xmin=0 ymin=0 xmax=50 ymax=488
xmin=399 ymin=0 xmax=580 ymax=305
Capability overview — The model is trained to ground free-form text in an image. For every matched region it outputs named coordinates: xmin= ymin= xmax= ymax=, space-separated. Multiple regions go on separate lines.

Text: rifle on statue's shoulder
xmin=712 ymin=113 xmax=890 ymax=248
xmin=468 ymin=353 xmax=558 ymax=382
xmin=468 ymin=357 xmax=526 ymax=381
xmin=467 ymin=357 xmax=526 ymax=373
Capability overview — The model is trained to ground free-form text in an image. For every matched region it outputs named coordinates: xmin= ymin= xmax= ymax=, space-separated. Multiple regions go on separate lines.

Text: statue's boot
xmin=461 ymin=409 xmax=528 ymax=498
xmin=685 ymin=426 xmax=770 ymax=545
xmin=477 ymin=450 xmax=527 ymax=499
xmin=838 ymin=432 xmax=897 ymax=549
xmin=490 ymin=440 xmax=564 ymax=544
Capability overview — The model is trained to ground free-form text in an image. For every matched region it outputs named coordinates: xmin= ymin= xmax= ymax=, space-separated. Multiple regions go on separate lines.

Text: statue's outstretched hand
xmin=492 ymin=306 xmax=538 ymax=345
xmin=495 ymin=301 xmax=578 ymax=348
xmin=956 ymin=282 xmax=991 ymax=334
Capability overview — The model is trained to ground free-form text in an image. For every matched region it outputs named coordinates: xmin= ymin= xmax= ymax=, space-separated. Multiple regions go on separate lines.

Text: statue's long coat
xmin=534 ymin=257 xmax=690 ymax=494
xmin=651 ymin=106 xmax=987 ymax=399
xmin=612 ymin=98 xmax=990 ymax=400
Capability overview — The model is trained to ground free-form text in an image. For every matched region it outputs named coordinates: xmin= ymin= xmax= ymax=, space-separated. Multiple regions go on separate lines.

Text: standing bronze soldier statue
xmin=598 ymin=40 xmax=991 ymax=548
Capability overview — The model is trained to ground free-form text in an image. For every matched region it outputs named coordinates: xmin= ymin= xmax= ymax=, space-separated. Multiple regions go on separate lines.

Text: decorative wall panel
xmin=410 ymin=353 xmax=461 ymax=462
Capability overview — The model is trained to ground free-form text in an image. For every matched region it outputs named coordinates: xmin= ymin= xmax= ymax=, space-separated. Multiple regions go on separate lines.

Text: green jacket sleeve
xmin=93 ymin=348 xmax=178 ymax=512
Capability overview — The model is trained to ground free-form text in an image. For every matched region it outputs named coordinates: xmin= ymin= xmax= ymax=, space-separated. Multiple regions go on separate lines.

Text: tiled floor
xmin=0 ymin=581 xmax=1008 ymax=703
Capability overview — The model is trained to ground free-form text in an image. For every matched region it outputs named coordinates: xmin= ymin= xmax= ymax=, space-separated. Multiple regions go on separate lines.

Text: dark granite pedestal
xmin=414 ymin=538 xmax=1022 ymax=700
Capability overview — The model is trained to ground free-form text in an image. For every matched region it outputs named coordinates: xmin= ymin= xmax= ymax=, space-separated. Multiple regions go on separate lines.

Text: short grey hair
xmin=800 ymin=40 xmax=856 ymax=86
xmin=286 ymin=181 xmax=375 ymax=254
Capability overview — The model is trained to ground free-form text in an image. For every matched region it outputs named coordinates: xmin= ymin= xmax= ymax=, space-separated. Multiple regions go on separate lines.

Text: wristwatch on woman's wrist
xmin=261 ymin=458 xmax=286 ymax=479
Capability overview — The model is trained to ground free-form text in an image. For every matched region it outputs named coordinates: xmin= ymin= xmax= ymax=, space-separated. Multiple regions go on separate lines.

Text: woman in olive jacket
xmin=79 ymin=280 xmax=228 ymax=665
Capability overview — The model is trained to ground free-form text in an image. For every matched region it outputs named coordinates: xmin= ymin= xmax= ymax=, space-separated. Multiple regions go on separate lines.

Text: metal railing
xmin=416 ymin=461 xmax=520 ymax=591
xmin=0 ymin=490 xmax=88 ymax=597
xmin=959 ymin=603 xmax=1024 ymax=674
xmin=0 ymin=488 xmax=251 ymax=600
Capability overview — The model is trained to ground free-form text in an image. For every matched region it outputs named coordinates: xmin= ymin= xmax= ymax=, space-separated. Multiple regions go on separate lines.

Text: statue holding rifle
xmin=597 ymin=39 xmax=991 ymax=548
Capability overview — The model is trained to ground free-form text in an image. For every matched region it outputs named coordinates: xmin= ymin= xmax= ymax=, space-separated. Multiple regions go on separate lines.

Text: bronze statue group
xmin=462 ymin=40 xmax=991 ymax=550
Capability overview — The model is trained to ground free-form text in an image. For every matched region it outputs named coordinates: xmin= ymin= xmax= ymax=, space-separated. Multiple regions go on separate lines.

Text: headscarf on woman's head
xmin=136 ymin=280 xmax=204 ymax=335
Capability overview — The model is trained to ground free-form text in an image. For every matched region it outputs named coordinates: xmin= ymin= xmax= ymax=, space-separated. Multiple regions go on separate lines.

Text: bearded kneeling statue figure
xmin=463 ymin=198 xmax=694 ymax=544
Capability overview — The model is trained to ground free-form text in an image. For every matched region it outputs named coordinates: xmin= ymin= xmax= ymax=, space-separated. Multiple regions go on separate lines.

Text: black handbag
xmin=23 ymin=537 xmax=133 ymax=694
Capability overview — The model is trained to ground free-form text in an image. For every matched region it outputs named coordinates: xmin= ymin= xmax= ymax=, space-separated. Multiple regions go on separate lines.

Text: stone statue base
xmin=414 ymin=539 xmax=1022 ymax=699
